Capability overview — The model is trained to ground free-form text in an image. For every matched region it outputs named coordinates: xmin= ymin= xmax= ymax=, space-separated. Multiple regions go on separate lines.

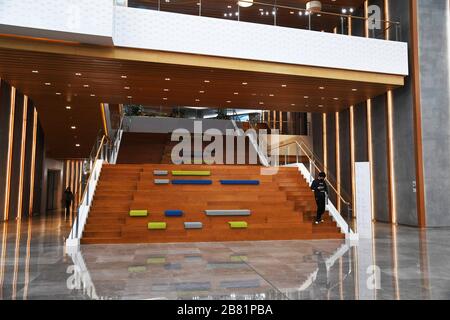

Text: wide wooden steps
xmin=81 ymin=164 xmax=344 ymax=244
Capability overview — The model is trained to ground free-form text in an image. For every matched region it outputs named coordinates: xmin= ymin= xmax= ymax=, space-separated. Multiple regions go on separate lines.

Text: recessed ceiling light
xmin=127 ymin=96 xmax=133 ymax=99
xmin=304 ymin=96 xmax=309 ymax=99
xmin=242 ymin=82 xmax=248 ymax=85
xmin=233 ymin=92 xmax=239 ymax=95
xmin=281 ymin=84 xmax=287 ymax=88
xmin=165 ymin=78 xmax=171 ymax=81
xmin=352 ymin=88 xmax=358 ymax=91
xmin=75 ymin=144 xmax=81 ymax=147
xmin=71 ymin=126 xmax=77 ymax=130
xmin=204 ymin=80 xmax=210 ymax=83
xmin=90 ymin=94 xmax=96 ymax=97
xmin=83 ymin=84 xmax=89 ymax=88
xmin=163 ymin=97 xmax=168 ymax=100
xmin=226 ymin=100 xmax=231 ymax=103
xmin=195 ymin=99 xmax=200 ymax=102
xmin=334 ymin=97 xmax=339 ymax=100
xmin=32 ymin=70 xmax=39 ymax=74
xmin=121 ymin=75 xmax=127 ymax=79
xmin=269 ymin=94 xmax=275 ymax=97
xmin=124 ymin=86 xmax=130 ymax=90
xmin=199 ymin=90 xmax=205 ymax=94
xmin=45 ymin=83 xmax=51 ymax=86
xmin=66 ymin=106 xmax=71 ymax=110
xmin=75 ymin=73 xmax=82 ymax=76
xmin=318 ymin=105 xmax=324 ymax=108
xmin=163 ymin=88 xmax=169 ymax=92
xmin=291 ymin=104 xmax=296 ymax=106
xmin=259 ymin=102 xmax=264 ymax=105
xmin=319 ymin=86 xmax=325 ymax=90
xmin=56 ymin=92 xmax=61 ymax=95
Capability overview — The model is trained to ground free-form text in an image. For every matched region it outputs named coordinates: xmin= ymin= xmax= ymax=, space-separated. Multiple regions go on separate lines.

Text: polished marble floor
xmin=0 ymin=211 xmax=449 ymax=300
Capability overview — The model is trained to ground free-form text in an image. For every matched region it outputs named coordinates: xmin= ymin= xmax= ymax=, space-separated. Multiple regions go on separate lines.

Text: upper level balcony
xmin=0 ymin=0 xmax=408 ymax=78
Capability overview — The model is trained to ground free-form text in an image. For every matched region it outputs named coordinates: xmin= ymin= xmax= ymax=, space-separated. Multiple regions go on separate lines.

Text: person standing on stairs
xmin=310 ymin=172 xmax=328 ymax=225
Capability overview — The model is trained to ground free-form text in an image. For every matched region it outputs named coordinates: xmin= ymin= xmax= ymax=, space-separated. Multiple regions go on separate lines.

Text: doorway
xmin=46 ymin=170 xmax=61 ymax=211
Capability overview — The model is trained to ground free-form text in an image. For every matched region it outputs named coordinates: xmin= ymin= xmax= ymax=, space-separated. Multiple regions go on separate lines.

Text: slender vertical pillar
xmin=17 ymin=96 xmax=28 ymax=220
xmin=367 ymin=99 xmax=375 ymax=220
xmin=386 ymin=91 xmax=397 ymax=223
xmin=410 ymin=0 xmax=426 ymax=227
xmin=322 ymin=113 xmax=328 ymax=171
xmin=364 ymin=2 xmax=375 ymax=220
xmin=349 ymin=106 xmax=356 ymax=212
xmin=335 ymin=112 xmax=341 ymax=212
xmin=28 ymin=108 xmax=38 ymax=216
xmin=4 ymin=87 xmax=16 ymax=221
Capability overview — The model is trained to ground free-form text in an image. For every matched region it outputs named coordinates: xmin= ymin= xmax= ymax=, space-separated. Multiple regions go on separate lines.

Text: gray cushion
xmin=205 ymin=210 xmax=251 ymax=216
xmin=184 ymin=222 xmax=203 ymax=229
xmin=154 ymin=179 xmax=170 ymax=184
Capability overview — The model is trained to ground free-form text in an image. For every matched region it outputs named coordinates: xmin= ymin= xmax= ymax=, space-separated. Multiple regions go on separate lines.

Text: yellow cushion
xmin=228 ymin=221 xmax=248 ymax=229
xmin=148 ymin=222 xmax=167 ymax=230
xmin=129 ymin=210 xmax=148 ymax=217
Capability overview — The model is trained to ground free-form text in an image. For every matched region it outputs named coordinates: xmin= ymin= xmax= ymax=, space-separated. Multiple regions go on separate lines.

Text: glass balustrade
xmin=118 ymin=0 xmax=401 ymax=41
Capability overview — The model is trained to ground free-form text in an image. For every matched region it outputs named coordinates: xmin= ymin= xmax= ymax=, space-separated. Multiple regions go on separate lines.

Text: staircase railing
xmin=66 ymin=135 xmax=107 ymax=247
xmin=271 ymin=140 xmax=357 ymax=239
xmin=231 ymin=119 xmax=270 ymax=167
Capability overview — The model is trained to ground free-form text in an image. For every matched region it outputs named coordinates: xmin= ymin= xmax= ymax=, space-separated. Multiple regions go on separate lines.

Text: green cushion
xmin=129 ymin=210 xmax=148 ymax=217
xmin=228 ymin=221 xmax=248 ymax=229
xmin=172 ymin=170 xmax=211 ymax=176
xmin=230 ymin=255 xmax=248 ymax=262
xmin=147 ymin=257 xmax=166 ymax=264
xmin=148 ymin=222 xmax=167 ymax=230
xmin=128 ymin=266 xmax=147 ymax=273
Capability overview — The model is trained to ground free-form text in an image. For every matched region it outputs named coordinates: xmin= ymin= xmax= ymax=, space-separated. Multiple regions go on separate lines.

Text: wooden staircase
xmin=81 ymin=164 xmax=344 ymax=244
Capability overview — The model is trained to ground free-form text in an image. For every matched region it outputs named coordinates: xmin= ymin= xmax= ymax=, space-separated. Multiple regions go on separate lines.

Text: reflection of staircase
xmin=81 ymin=164 xmax=344 ymax=244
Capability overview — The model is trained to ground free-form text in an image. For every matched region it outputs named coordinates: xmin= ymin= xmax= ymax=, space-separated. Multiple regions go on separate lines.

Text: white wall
xmin=114 ymin=7 xmax=409 ymax=76
xmin=126 ymin=117 xmax=236 ymax=133
xmin=0 ymin=0 xmax=113 ymax=45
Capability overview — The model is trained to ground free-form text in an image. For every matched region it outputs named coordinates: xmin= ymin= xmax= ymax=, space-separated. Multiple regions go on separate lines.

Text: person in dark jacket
xmin=64 ymin=187 xmax=74 ymax=216
xmin=310 ymin=172 xmax=329 ymax=224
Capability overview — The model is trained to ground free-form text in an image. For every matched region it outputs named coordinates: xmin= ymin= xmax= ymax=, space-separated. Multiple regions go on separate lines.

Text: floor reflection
xmin=0 ymin=212 xmax=449 ymax=300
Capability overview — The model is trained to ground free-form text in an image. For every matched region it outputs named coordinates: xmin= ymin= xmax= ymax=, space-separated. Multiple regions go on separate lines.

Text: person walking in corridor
xmin=310 ymin=172 xmax=328 ymax=225
xmin=64 ymin=187 xmax=74 ymax=217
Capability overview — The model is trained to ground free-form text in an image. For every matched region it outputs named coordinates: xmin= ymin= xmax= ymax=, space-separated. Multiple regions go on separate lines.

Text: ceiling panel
xmin=0 ymin=44 xmax=397 ymax=158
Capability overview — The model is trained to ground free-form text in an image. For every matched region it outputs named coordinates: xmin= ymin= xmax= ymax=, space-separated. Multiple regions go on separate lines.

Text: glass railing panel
xmin=128 ymin=0 xmax=158 ymax=10
xmin=276 ymin=6 xmax=308 ymax=30
xmin=121 ymin=0 xmax=401 ymax=41
xmin=160 ymin=0 xmax=201 ymax=16
xmin=202 ymin=0 xmax=239 ymax=21
xmin=239 ymin=1 xmax=275 ymax=26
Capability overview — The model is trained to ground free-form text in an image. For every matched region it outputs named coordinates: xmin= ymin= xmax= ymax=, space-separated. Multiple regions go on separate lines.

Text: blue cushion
xmin=220 ymin=180 xmax=260 ymax=185
xmin=172 ymin=180 xmax=212 ymax=185
xmin=165 ymin=210 xmax=183 ymax=217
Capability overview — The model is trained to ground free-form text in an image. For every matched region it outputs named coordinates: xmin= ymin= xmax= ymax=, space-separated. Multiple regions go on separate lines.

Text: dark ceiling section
xmin=0 ymin=48 xmax=102 ymax=159
xmin=128 ymin=0 xmax=366 ymax=32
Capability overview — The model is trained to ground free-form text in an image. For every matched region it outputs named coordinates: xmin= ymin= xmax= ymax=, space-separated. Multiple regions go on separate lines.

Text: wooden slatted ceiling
xmin=0 ymin=43 xmax=398 ymax=159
